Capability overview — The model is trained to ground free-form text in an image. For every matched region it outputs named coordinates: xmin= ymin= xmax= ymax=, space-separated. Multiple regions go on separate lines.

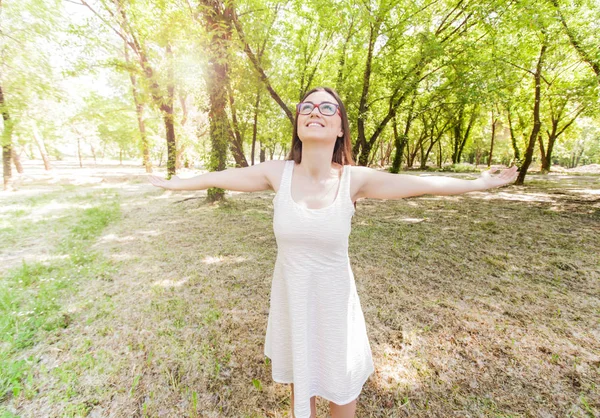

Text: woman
xmin=149 ymin=86 xmax=517 ymax=418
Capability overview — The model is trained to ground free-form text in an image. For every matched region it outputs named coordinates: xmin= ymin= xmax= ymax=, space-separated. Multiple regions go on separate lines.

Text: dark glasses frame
xmin=296 ymin=101 xmax=341 ymax=116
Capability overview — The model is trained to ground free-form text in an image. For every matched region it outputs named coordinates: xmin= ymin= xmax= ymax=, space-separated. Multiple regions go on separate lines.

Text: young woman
xmin=149 ymin=87 xmax=517 ymax=418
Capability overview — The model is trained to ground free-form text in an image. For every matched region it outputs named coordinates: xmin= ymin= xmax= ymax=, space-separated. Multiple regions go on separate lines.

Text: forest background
xmin=2 ymin=0 xmax=600 ymax=190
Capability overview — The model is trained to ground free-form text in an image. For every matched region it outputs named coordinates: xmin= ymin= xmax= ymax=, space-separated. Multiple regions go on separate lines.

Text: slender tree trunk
xmin=32 ymin=124 xmax=51 ymax=170
xmin=384 ymin=139 xmax=393 ymax=166
xmin=368 ymin=138 xmax=380 ymax=167
xmin=251 ymin=89 xmax=260 ymax=165
xmin=176 ymin=143 xmax=185 ymax=170
xmin=355 ymin=19 xmax=381 ymax=165
xmin=90 ymin=145 xmax=97 ymax=164
xmin=107 ymin=0 xmax=173 ymax=175
xmin=422 ymin=138 xmax=439 ymax=169
xmin=541 ymin=108 xmax=583 ymax=173
xmin=226 ymin=83 xmax=249 ymax=167
xmin=391 ymin=93 xmax=415 ymax=173
xmin=124 ymin=39 xmax=151 ymax=173
xmin=419 ymin=141 xmax=426 ymax=169
xmin=574 ymin=147 xmax=584 ymax=167
xmin=161 ymin=43 xmax=177 ymax=177
xmin=507 ymin=107 xmax=521 ymax=163
xmin=538 ymin=134 xmax=548 ymax=172
xmin=488 ymin=111 xmax=497 ymax=167
xmin=11 ymin=149 xmax=23 ymax=173
xmin=0 ymin=84 xmax=14 ymax=189
xmin=408 ymin=133 xmax=425 ymax=168
xmin=336 ymin=16 xmax=355 ymax=91
xmin=451 ymin=105 xmax=477 ymax=164
xmin=452 ymin=106 xmax=464 ymax=164
xmin=516 ymin=42 xmax=547 ymax=185
xmin=457 ymin=108 xmax=477 ymax=164
xmin=77 ymin=137 xmax=83 ymax=167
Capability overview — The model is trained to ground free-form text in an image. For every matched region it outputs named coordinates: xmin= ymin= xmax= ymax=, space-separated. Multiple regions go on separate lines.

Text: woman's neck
xmin=297 ymin=142 xmax=338 ymax=183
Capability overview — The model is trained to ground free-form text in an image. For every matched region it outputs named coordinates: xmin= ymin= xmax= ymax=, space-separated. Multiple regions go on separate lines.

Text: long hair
xmin=286 ymin=87 xmax=356 ymax=167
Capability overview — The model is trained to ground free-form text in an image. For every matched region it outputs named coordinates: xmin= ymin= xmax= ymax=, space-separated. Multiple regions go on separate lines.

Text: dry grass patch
xmin=2 ymin=168 xmax=599 ymax=417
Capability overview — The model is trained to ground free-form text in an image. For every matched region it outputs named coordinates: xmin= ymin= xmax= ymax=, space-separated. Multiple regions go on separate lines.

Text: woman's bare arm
xmin=353 ymin=165 xmax=518 ymax=200
xmin=148 ymin=160 xmax=280 ymax=192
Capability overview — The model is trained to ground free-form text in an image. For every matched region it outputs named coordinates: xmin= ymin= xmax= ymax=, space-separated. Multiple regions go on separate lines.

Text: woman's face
xmin=296 ymin=91 xmax=344 ymax=144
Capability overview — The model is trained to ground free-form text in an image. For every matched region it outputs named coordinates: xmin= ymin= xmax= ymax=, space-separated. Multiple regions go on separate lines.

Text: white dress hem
xmin=268 ymin=360 xmax=375 ymax=406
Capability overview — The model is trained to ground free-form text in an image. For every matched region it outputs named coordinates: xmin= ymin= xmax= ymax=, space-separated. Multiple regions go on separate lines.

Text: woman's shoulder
xmin=261 ymin=159 xmax=288 ymax=192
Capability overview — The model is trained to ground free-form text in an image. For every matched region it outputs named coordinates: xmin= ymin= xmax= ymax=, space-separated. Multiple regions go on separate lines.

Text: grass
xmin=0 ymin=167 xmax=599 ymax=417
xmin=0 ymin=189 xmax=120 ymax=416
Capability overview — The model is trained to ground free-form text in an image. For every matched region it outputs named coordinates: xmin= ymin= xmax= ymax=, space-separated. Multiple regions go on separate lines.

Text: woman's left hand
xmin=479 ymin=165 xmax=519 ymax=189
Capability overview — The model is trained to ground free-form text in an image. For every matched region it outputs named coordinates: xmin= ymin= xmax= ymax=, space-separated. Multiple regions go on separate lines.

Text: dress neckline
xmin=289 ymin=160 xmax=344 ymax=211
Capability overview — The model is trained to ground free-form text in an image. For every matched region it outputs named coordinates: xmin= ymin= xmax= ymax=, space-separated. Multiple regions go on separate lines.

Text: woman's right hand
xmin=148 ymin=175 xmax=183 ymax=191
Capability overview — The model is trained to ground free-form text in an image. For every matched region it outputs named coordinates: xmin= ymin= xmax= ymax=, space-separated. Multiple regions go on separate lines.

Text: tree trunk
xmin=201 ymin=0 xmax=234 ymax=201
xmin=91 ymin=145 xmax=97 ymax=164
xmin=162 ymin=43 xmax=176 ymax=178
xmin=11 ymin=148 xmax=23 ymax=173
xmin=124 ymin=38 xmax=152 ymax=173
xmin=488 ymin=111 xmax=497 ymax=167
xmin=109 ymin=0 xmax=173 ymax=175
xmin=422 ymin=138 xmax=439 ymax=169
xmin=507 ymin=107 xmax=521 ymax=163
xmin=0 ymin=84 xmax=14 ymax=190
xmin=32 ymin=125 xmax=51 ymax=170
xmin=451 ymin=106 xmax=464 ymax=164
xmin=452 ymin=105 xmax=477 ymax=164
xmin=516 ymin=42 xmax=547 ymax=185
xmin=77 ymin=137 xmax=83 ymax=167
xmin=419 ymin=140 xmax=426 ymax=169
xmin=538 ymin=134 xmax=548 ymax=173
xmin=251 ymin=89 xmax=260 ymax=165
xmin=226 ymin=83 xmax=249 ymax=167
xmin=354 ymin=19 xmax=381 ymax=165
xmin=391 ymin=94 xmax=415 ymax=173
xmin=574 ymin=147 xmax=584 ymax=167
xmin=336 ymin=16 xmax=356 ymax=91
xmin=176 ymin=143 xmax=186 ymax=170
xmin=541 ymin=107 xmax=583 ymax=173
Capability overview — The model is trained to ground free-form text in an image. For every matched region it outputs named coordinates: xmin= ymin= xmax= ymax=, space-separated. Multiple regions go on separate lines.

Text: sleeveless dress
xmin=264 ymin=159 xmax=375 ymax=418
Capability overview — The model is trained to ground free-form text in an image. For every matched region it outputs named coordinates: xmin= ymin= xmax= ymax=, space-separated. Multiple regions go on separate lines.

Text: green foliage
xmin=3 ymin=0 xmax=599 ymax=180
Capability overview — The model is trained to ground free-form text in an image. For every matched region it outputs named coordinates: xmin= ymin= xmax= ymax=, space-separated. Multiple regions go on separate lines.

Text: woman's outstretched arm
xmin=148 ymin=160 xmax=279 ymax=192
xmin=353 ymin=165 xmax=518 ymax=200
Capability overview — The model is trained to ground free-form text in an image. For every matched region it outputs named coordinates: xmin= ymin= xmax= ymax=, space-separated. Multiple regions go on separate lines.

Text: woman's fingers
xmin=484 ymin=166 xmax=517 ymax=187
xmin=148 ymin=175 xmax=170 ymax=189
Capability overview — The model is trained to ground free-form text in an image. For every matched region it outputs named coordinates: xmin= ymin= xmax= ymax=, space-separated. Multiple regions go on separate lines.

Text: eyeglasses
xmin=296 ymin=101 xmax=341 ymax=116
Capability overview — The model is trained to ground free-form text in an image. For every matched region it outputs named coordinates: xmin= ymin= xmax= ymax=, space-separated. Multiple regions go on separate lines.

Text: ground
xmin=1 ymin=159 xmax=599 ymax=418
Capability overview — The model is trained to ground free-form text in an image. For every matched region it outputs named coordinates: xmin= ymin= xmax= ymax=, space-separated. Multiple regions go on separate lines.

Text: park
xmin=1 ymin=0 xmax=599 ymax=417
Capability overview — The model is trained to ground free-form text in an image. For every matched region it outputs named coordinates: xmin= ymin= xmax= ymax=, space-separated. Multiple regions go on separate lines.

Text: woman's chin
xmin=298 ymin=134 xmax=336 ymax=144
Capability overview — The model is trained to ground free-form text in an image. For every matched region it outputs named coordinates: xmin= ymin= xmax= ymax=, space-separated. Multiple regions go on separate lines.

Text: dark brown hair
xmin=286 ymin=86 xmax=356 ymax=167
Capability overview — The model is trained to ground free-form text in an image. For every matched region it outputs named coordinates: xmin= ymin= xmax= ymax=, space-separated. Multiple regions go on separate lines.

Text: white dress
xmin=264 ymin=160 xmax=375 ymax=418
